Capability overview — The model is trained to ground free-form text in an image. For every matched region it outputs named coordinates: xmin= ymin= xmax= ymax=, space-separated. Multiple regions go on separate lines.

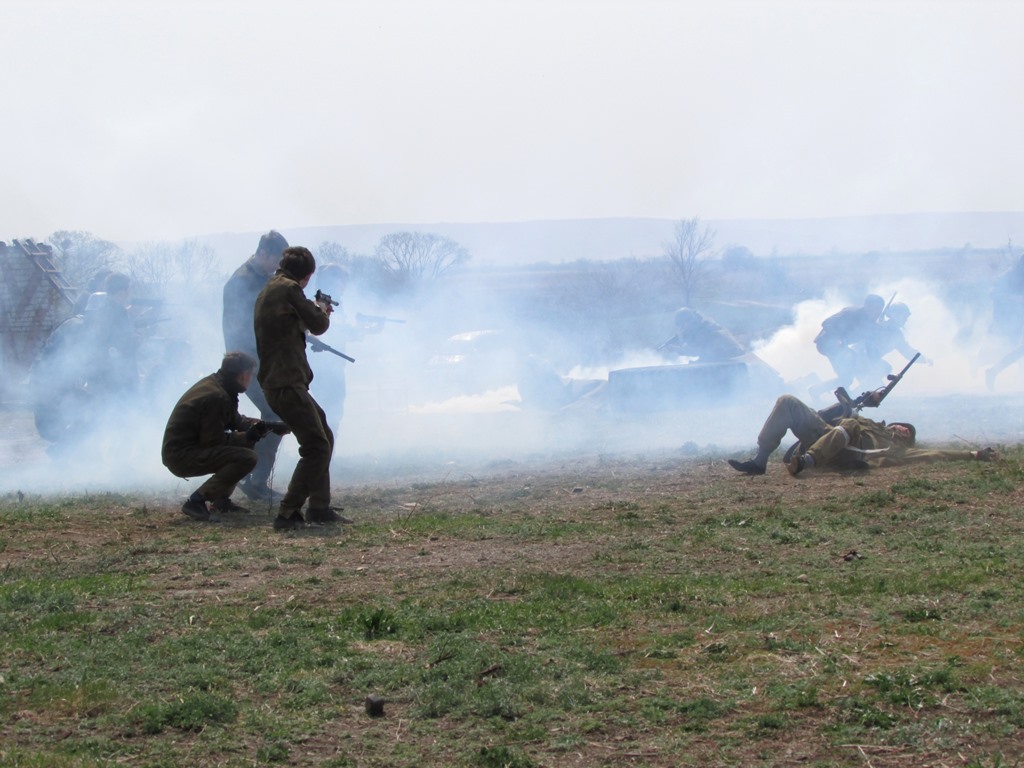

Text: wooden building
xmin=0 ymin=238 xmax=76 ymax=397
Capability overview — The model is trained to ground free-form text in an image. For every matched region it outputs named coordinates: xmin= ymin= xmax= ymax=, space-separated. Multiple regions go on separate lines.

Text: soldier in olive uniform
xmin=162 ymin=352 xmax=289 ymax=521
xmin=254 ymin=247 xmax=351 ymax=530
xmin=728 ymin=394 xmax=997 ymax=476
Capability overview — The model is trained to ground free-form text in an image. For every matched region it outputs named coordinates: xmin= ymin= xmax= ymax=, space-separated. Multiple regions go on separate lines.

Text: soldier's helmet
xmin=886 ymin=302 xmax=911 ymax=324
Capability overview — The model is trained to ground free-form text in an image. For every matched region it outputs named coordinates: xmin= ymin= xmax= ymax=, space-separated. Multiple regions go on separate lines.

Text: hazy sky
xmin=3 ymin=0 xmax=1022 ymax=242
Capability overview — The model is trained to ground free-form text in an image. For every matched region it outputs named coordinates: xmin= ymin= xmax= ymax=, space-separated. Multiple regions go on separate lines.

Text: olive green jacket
xmin=161 ymin=373 xmax=257 ymax=461
xmin=254 ymin=271 xmax=330 ymax=390
xmin=807 ymin=416 xmax=973 ymax=468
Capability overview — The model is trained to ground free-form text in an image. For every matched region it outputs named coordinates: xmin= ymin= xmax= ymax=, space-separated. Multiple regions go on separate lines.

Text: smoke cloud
xmin=2 ymin=242 xmax=1021 ymax=498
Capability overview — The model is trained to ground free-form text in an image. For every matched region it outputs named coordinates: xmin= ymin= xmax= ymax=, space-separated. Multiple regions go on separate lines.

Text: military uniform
xmin=161 ymin=372 xmax=259 ymax=499
xmin=804 ymin=416 xmax=974 ymax=469
xmin=814 ymin=305 xmax=878 ymax=384
xmin=860 ymin=304 xmax=922 ymax=383
xmin=254 ymin=270 xmax=333 ymax=514
xmin=222 ymin=256 xmax=281 ymax=487
xmin=661 ymin=309 xmax=745 ymax=362
xmin=750 ymin=395 xmax=975 ymax=471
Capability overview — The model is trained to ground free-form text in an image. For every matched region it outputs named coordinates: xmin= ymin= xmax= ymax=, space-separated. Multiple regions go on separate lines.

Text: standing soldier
xmin=254 ymin=246 xmax=351 ymax=530
xmin=222 ymin=231 xmax=289 ymax=502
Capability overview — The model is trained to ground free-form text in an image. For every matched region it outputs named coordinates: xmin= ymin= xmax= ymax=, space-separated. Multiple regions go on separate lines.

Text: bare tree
xmin=46 ymin=230 xmax=123 ymax=291
xmin=663 ymin=218 xmax=716 ymax=306
xmin=316 ymin=240 xmax=352 ymax=266
xmin=125 ymin=238 xmax=218 ymax=291
xmin=174 ymin=238 xmax=218 ymax=286
xmin=373 ymin=231 xmax=469 ymax=285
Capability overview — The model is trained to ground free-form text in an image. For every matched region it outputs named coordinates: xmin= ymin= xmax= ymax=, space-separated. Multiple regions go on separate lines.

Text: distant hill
xmin=198 ymin=211 xmax=1024 ymax=269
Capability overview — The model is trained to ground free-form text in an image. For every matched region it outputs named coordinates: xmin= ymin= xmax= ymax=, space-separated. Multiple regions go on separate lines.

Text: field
xmin=2 ymin=443 xmax=1024 ymax=767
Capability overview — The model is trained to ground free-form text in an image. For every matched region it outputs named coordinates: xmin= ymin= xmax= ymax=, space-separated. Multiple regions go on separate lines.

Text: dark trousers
xmin=163 ymin=445 xmax=258 ymax=500
xmin=242 ymin=381 xmax=283 ymax=486
xmin=264 ymin=385 xmax=334 ymax=512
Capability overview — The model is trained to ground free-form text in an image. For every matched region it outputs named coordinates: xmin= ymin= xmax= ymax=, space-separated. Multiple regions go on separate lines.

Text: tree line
xmin=44 ymin=229 xmax=472 ymax=301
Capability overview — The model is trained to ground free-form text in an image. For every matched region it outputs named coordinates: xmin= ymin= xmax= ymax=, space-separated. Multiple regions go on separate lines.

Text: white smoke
xmin=3 ymin=258 xmax=1022 ymax=497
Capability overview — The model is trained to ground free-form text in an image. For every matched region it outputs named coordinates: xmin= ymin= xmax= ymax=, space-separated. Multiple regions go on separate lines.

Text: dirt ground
xmin=2 ymin=397 xmax=1023 ymax=767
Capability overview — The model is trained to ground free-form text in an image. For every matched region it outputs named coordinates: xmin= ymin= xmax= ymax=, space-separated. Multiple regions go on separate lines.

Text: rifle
xmin=782 ymin=352 xmax=921 ymax=464
xmin=356 ymin=312 xmax=405 ymax=325
xmin=308 ymin=335 xmax=355 ymax=363
xmin=820 ymin=352 xmax=921 ymax=424
xmin=655 ymin=335 xmax=679 ymax=353
xmin=880 ymin=290 xmax=897 ymax=318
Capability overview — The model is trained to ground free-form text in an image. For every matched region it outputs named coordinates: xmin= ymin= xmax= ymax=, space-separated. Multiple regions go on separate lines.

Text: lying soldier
xmin=728 ymin=394 xmax=998 ymax=476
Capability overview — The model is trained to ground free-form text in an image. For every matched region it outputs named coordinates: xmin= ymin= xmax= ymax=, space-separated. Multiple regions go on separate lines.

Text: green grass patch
xmin=2 ymin=456 xmax=1024 ymax=765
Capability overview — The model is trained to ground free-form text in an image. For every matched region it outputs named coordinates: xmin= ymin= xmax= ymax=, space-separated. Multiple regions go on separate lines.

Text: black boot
xmin=728 ymin=459 xmax=765 ymax=476
xmin=306 ymin=506 xmax=354 ymax=525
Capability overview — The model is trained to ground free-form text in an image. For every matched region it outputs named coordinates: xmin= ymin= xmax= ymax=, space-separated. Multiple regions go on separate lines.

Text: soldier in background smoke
xmin=86 ymin=272 xmax=139 ymax=394
xmin=658 ymin=307 xmax=745 ymax=362
xmin=30 ymin=272 xmax=140 ymax=444
xmin=655 ymin=307 xmax=784 ymax=397
xmin=222 ymin=230 xmax=289 ymax=502
xmin=728 ymin=394 xmax=998 ymax=476
xmin=71 ymin=269 xmax=112 ymax=315
xmin=859 ymin=302 xmax=930 ymax=384
xmin=809 ymin=294 xmax=885 ymax=399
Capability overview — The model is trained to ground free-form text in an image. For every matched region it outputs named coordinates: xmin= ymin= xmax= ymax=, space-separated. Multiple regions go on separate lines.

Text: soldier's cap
xmin=258 ymin=230 xmax=289 ymax=256
xmin=887 ymin=422 xmax=916 ymax=446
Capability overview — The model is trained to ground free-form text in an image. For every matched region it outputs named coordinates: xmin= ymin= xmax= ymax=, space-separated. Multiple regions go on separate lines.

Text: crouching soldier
xmin=162 ymin=351 xmax=291 ymax=521
xmin=729 ymin=394 xmax=998 ymax=476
